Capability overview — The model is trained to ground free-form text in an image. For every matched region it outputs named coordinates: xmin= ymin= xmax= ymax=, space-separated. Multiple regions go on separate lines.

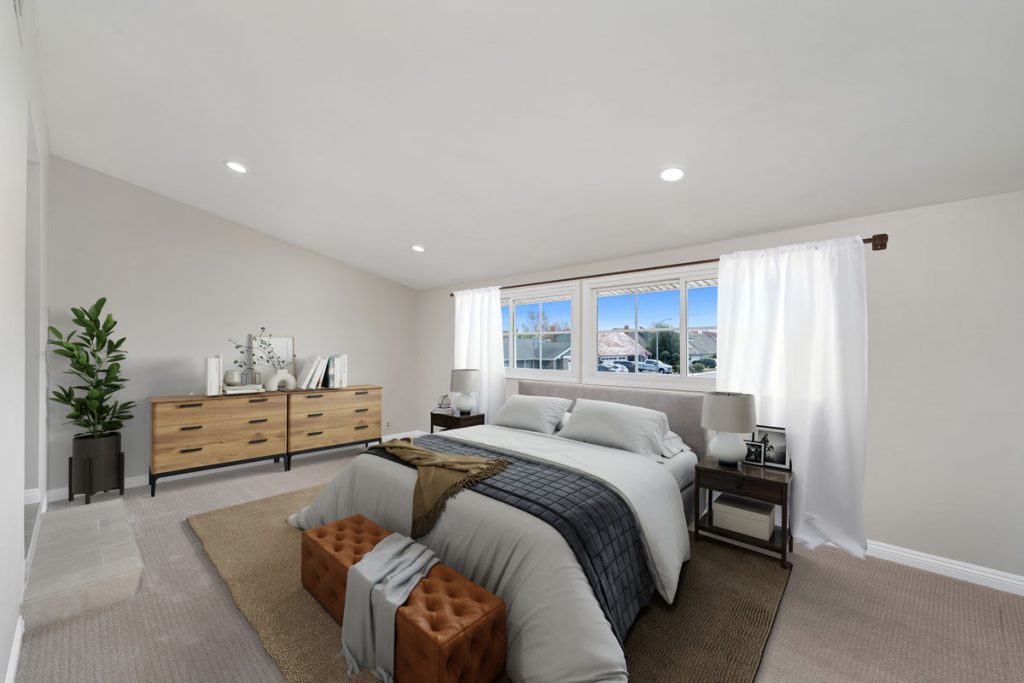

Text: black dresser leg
xmin=149 ymin=470 xmax=156 ymax=497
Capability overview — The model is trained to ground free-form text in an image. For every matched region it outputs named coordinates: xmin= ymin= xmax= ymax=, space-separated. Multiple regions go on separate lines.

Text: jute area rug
xmin=188 ymin=486 xmax=790 ymax=683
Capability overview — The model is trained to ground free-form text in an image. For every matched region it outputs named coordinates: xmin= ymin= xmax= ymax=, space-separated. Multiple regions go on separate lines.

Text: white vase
xmin=264 ymin=369 xmax=297 ymax=392
xmin=223 ymin=370 xmax=242 ymax=386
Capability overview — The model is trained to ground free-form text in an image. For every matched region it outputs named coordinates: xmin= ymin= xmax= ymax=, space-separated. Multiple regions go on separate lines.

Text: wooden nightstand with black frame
xmin=430 ymin=410 xmax=485 ymax=433
xmin=694 ymin=457 xmax=794 ymax=568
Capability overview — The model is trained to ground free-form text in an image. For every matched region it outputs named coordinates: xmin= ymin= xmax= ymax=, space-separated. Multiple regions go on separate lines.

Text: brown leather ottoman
xmin=301 ymin=515 xmax=507 ymax=683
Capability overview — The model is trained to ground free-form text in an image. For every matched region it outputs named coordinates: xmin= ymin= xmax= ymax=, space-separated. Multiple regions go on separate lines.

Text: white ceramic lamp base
xmin=452 ymin=392 xmax=476 ymax=415
xmin=708 ymin=431 xmax=747 ymax=467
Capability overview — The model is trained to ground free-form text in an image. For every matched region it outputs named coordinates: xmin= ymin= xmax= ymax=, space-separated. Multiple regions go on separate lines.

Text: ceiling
xmin=35 ymin=1 xmax=1024 ymax=289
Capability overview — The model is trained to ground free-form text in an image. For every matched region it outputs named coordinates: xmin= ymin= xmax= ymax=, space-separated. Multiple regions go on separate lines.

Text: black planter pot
xmin=70 ymin=432 xmax=124 ymax=504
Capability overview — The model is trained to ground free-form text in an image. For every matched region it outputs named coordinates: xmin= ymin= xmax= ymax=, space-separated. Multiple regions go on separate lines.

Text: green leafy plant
xmin=47 ymin=297 xmax=136 ymax=437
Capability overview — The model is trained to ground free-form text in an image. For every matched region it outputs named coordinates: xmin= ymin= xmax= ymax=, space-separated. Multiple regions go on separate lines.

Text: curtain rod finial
xmin=870 ymin=234 xmax=889 ymax=251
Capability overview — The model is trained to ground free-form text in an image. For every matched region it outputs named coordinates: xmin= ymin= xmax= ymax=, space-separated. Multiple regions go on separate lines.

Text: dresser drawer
xmin=152 ymin=432 xmax=286 ymax=474
xmin=153 ymin=411 xmax=287 ymax=449
xmin=153 ymin=394 xmax=286 ymax=427
xmin=289 ymin=404 xmax=382 ymax=430
xmin=288 ymin=421 xmax=381 ymax=453
xmin=699 ymin=469 xmax=785 ymax=504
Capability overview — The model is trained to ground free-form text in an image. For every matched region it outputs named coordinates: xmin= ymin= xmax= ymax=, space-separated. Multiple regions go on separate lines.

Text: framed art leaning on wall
xmin=753 ymin=425 xmax=789 ymax=470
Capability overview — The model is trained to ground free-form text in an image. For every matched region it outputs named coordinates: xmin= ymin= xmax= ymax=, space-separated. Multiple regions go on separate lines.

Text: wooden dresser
xmin=287 ymin=386 xmax=381 ymax=454
xmin=148 ymin=385 xmax=382 ymax=495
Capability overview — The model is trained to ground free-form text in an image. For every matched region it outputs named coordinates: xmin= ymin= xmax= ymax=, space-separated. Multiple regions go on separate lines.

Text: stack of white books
xmin=296 ymin=354 xmax=348 ymax=390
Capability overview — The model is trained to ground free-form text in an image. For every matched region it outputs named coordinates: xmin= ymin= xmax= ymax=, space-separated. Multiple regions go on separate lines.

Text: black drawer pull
xmin=249 ymin=397 xmax=268 ymax=403
xmin=354 ymin=390 xmax=369 ymax=396
xmin=179 ymin=425 xmax=203 ymax=431
xmin=307 ymin=412 xmax=324 ymax=418
xmin=354 ymin=424 xmax=369 ymax=431
xmin=249 ymin=438 xmax=268 ymax=445
xmin=354 ymin=408 xmax=369 ymax=413
xmin=177 ymin=402 xmax=203 ymax=409
xmin=307 ymin=430 xmax=324 ymax=436
xmin=306 ymin=394 xmax=324 ymax=399
xmin=249 ymin=418 xmax=268 ymax=424
xmin=180 ymin=447 xmax=203 ymax=453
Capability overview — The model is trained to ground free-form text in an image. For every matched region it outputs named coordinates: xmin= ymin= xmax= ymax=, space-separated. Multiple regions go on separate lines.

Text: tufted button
xmin=301 ymin=515 xmax=506 ymax=683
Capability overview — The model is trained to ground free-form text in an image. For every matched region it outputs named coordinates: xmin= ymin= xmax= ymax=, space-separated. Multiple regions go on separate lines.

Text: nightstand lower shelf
xmin=695 ymin=512 xmax=792 ymax=568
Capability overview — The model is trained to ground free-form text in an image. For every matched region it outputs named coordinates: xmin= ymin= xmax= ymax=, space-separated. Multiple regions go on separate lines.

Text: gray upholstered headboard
xmin=515 ymin=380 xmax=706 ymax=457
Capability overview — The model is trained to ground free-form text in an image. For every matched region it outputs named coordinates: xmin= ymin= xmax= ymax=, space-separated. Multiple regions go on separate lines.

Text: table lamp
xmin=701 ymin=391 xmax=756 ymax=467
xmin=450 ymin=369 xmax=480 ymax=415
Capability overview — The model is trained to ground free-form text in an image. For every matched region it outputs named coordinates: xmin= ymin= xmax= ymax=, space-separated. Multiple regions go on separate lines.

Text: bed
xmin=290 ymin=381 xmax=705 ymax=683
xmin=517 ymin=380 xmax=706 ymax=525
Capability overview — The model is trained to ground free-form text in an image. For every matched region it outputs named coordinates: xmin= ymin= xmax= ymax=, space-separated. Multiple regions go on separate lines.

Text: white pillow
xmin=493 ymin=395 xmax=573 ymax=435
xmin=661 ymin=431 xmax=691 ymax=459
xmin=557 ymin=398 xmax=670 ymax=459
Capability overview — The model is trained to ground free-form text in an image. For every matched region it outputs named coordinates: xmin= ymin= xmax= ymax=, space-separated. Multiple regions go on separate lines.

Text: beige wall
xmin=46 ymin=158 xmax=421 ymax=489
xmin=415 ymin=191 xmax=1024 ymax=576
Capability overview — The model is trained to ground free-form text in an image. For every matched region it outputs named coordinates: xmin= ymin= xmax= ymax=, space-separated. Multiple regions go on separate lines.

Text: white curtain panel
xmin=453 ymin=286 xmax=506 ymax=419
xmin=717 ymin=237 xmax=868 ymax=557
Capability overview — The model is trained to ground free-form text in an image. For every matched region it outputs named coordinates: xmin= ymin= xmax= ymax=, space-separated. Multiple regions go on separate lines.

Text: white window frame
xmin=502 ymin=283 xmax=580 ymax=382
xmin=581 ymin=264 xmax=719 ymax=391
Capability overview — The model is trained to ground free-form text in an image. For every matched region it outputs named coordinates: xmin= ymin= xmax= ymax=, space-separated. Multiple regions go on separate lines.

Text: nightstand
xmin=430 ymin=410 xmax=485 ymax=433
xmin=694 ymin=457 xmax=794 ymax=568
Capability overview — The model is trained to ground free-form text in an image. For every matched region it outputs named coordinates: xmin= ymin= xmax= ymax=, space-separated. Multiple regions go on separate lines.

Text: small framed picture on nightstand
xmin=743 ymin=440 xmax=765 ymax=466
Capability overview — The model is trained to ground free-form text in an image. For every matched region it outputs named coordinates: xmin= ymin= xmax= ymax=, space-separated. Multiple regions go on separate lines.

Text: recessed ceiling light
xmin=225 ymin=161 xmax=248 ymax=174
xmin=660 ymin=167 xmax=684 ymax=182
xmin=411 ymin=245 xmax=426 ymax=253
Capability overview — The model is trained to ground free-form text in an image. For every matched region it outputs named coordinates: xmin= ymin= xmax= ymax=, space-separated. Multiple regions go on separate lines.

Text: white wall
xmin=46 ymin=158 xmax=421 ymax=490
xmin=2 ymin=0 xmax=49 ymax=678
xmin=415 ymin=191 xmax=1024 ymax=576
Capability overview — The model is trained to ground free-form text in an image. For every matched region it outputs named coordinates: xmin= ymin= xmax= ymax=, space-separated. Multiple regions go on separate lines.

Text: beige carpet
xmin=188 ymin=486 xmax=790 ymax=683
xmin=16 ymin=448 xmax=1024 ymax=682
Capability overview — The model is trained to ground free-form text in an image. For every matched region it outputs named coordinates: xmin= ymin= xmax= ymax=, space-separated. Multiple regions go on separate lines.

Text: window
xmin=596 ymin=282 xmax=681 ymax=375
xmin=501 ymin=288 xmax=577 ymax=380
xmin=686 ymin=279 xmax=718 ymax=376
xmin=584 ymin=267 xmax=718 ymax=386
xmin=501 ymin=303 xmax=511 ymax=368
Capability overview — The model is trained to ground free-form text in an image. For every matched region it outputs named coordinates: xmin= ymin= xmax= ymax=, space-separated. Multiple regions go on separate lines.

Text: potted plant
xmin=48 ymin=297 xmax=135 ymax=501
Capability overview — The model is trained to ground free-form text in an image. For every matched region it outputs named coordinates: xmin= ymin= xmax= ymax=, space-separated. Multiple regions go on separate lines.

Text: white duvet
xmin=289 ymin=425 xmax=689 ymax=683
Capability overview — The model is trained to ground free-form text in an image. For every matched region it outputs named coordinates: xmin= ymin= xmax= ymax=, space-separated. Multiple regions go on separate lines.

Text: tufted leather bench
xmin=301 ymin=515 xmax=507 ymax=683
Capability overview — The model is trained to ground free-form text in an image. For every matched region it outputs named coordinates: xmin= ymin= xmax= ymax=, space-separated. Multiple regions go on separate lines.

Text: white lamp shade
xmin=450 ymin=369 xmax=480 ymax=393
xmin=701 ymin=392 xmax=756 ymax=434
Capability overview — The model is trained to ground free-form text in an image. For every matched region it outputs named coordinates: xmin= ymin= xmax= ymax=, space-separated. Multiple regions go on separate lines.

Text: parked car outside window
xmin=638 ymin=359 xmax=673 ymax=374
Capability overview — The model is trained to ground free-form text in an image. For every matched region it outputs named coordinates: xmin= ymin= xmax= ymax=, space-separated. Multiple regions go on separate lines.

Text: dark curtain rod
xmin=448 ymin=233 xmax=888 ymax=297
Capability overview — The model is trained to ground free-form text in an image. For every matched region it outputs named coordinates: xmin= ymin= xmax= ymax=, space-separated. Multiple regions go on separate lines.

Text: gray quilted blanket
xmin=366 ymin=433 xmax=653 ymax=643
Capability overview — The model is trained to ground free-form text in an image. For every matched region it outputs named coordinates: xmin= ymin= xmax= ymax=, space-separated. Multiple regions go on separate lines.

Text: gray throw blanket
xmin=341 ymin=533 xmax=439 ymax=682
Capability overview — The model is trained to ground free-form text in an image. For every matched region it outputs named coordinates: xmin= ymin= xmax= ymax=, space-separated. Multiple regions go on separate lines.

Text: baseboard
xmin=23 ymin=489 xmax=39 ymax=505
xmin=4 ymin=616 xmax=24 ymax=683
xmin=44 ymin=436 xmax=413 ymax=503
xmin=46 ymin=474 xmax=149 ymax=503
xmin=866 ymin=540 xmax=1024 ymax=597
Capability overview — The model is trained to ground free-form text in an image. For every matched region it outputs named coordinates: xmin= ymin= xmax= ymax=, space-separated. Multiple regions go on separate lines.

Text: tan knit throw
xmin=377 ymin=438 xmax=508 ymax=537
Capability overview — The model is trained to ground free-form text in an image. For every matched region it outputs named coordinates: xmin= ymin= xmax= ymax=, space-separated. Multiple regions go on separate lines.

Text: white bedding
xmin=660 ymin=449 xmax=698 ymax=489
xmin=290 ymin=425 xmax=689 ymax=683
